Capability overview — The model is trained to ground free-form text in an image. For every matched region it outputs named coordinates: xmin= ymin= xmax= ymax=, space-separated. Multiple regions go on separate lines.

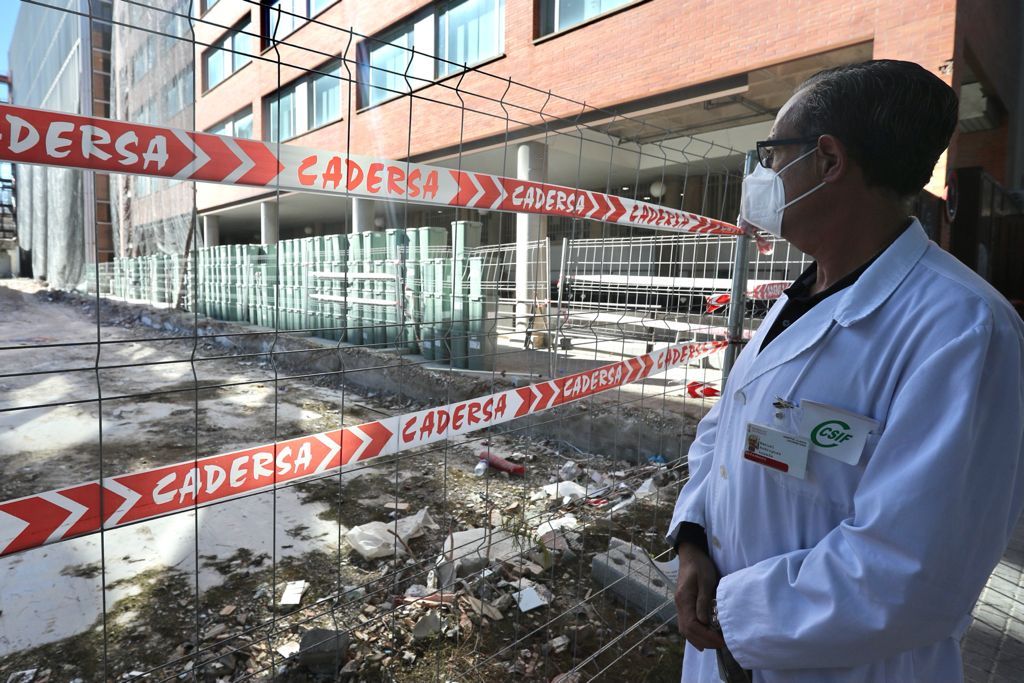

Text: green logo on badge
xmin=811 ymin=419 xmax=853 ymax=448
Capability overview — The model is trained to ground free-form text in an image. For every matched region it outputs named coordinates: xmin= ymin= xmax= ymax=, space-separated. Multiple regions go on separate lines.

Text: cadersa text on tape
xmin=295 ymin=154 xmax=441 ymax=199
xmin=400 ymin=392 xmax=510 ymax=443
xmin=508 ymin=183 xmax=588 ymax=215
xmin=150 ymin=440 xmax=323 ymax=506
xmin=2 ymin=113 xmax=170 ymax=170
xmin=558 ymin=364 xmax=625 ymax=401
xmin=0 ymin=339 xmax=729 ymax=558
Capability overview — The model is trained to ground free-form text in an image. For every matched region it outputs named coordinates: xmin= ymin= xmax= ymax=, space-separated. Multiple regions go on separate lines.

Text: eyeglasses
xmin=755 ymin=136 xmax=819 ymax=169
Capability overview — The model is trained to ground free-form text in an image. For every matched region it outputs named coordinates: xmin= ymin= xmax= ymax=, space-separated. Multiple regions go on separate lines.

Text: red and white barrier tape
xmin=705 ymin=281 xmax=790 ymax=313
xmin=0 ymin=340 xmax=727 ymax=557
xmin=0 ymin=103 xmax=743 ymax=238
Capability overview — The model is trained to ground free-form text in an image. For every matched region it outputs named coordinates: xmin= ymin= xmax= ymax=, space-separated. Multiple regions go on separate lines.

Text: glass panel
xmin=232 ymin=19 xmax=253 ymax=71
xmin=366 ymin=28 xmax=413 ymax=106
xmin=312 ymin=0 xmax=333 ymax=15
xmin=205 ymin=45 xmax=225 ymax=90
xmin=269 ymin=87 xmax=296 ymax=142
xmin=235 ymin=110 xmax=254 ymax=139
xmin=438 ymin=0 xmax=499 ymax=78
xmin=272 ymin=0 xmax=306 ymax=39
xmin=544 ymin=0 xmax=630 ymax=34
xmin=312 ymin=63 xmax=341 ymax=128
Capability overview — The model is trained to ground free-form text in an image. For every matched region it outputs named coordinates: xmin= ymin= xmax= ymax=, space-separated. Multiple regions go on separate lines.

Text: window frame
xmin=261 ymin=0 xmax=325 ymax=50
xmin=357 ymin=0 xmax=505 ymax=111
xmin=535 ymin=0 xmax=648 ymax=41
xmin=263 ymin=58 xmax=342 ymax=144
xmin=207 ymin=106 xmax=255 ymax=139
xmin=435 ymin=0 xmax=504 ymax=80
xmin=202 ymin=18 xmax=253 ymax=93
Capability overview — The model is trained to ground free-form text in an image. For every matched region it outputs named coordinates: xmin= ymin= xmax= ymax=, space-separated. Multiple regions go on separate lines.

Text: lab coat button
xmin=720 ymin=465 xmax=728 ymax=480
xmin=735 ymin=391 xmax=746 ymax=405
xmin=712 ymin=535 xmax=722 ymax=549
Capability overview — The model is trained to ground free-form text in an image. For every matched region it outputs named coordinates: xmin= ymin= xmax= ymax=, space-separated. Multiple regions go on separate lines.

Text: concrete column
xmin=203 ymin=215 xmax=220 ymax=247
xmin=515 ymin=141 xmax=548 ymax=327
xmin=662 ymin=176 xmax=683 ymax=211
xmin=352 ymin=197 xmax=376 ymax=233
xmin=260 ymin=201 xmax=279 ymax=245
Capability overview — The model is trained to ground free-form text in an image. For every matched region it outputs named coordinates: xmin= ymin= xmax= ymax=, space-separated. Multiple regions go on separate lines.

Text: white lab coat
xmin=668 ymin=220 xmax=1024 ymax=683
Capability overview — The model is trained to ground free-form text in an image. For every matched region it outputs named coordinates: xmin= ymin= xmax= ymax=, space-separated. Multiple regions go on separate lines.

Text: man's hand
xmin=675 ymin=543 xmax=726 ymax=651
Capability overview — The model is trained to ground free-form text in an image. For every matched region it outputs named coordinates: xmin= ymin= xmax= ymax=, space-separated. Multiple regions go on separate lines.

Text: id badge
xmin=799 ymin=400 xmax=878 ymax=466
xmin=743 ymin=422 xmax=810 ymax=479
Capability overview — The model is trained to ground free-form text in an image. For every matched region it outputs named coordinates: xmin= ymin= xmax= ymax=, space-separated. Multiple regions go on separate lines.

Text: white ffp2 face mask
xmin=739 ymin=147 xmax=825 ymax=239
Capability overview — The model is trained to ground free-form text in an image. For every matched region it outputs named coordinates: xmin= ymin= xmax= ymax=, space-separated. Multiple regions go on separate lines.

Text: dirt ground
xmin=0 ymin=279 xmax=705 ymax=682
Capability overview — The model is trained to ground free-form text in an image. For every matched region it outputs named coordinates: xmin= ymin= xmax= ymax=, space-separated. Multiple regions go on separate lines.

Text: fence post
xmin=722 ymin=151 xmax=756 ymax=383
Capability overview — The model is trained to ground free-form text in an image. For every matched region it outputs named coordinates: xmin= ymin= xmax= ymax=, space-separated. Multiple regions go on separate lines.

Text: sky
xmin=0 ymin=0 xmax=19 ymax=77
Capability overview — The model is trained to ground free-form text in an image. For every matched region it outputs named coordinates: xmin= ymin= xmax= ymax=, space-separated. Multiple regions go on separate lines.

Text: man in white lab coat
xmin=668 ymin=59 xmax=1024 ymax=682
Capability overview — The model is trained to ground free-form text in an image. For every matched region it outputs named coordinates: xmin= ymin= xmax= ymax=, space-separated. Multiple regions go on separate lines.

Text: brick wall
xmin=195 ymin=0 xmax=967 ymax=211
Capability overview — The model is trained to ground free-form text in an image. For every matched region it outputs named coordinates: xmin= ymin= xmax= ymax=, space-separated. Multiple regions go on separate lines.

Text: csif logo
xmin=811 ymin=419 xmax=854 ymax=448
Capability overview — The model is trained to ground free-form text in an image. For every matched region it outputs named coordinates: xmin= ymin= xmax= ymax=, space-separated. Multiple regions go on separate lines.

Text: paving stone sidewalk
xmin=963 ymin=515 xmax=1024 ymax=683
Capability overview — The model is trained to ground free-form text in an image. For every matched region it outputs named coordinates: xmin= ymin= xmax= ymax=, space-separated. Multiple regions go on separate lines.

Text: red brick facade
xmin=195 ymin=0 xmax=1016 ymax=212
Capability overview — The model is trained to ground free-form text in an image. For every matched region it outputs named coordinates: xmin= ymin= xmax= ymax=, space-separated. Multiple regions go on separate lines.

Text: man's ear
xmin=816 ymin=134 xmax=847 ymax=183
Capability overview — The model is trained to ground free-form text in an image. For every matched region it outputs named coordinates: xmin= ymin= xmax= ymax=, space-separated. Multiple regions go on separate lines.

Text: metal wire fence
xmin=0 ymin=0 xmax=809 ymax=680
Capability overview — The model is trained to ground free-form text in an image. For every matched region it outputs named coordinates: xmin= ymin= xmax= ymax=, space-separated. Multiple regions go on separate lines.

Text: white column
xmin=352 ymin=197 xmax=376 ymax=233
xmin=203 ymin=215 xmax=220 ymax=247
xmin=260 ymin=201 xmax=279 ymax=245
xmin=516 ymin=141 xmax=548 ymax=327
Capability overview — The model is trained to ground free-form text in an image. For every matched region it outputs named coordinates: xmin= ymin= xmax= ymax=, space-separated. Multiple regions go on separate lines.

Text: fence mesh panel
xmin=0 ymin=1 xmax=811 ymax=680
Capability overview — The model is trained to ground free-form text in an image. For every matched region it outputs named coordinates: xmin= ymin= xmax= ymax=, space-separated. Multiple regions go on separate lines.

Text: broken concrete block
xmin=412 ymin=610 xmax=442 ymax=640
xmin=591 ymin=537 xmax=676 ymax=627
xmin=299 ymin=628 xmax=351 ymax=674
xmin=436 ymin=527 xmax=528 ymax=588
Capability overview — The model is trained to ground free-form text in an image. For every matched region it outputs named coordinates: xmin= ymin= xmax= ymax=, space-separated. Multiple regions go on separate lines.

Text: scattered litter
xmin=648 ymin=454 xmax=667 ymax=466
xmin=439 ymin=527 xmax=525 ymax=579
xmin=218 ymin=604 xmax=237 ymax=617
xmin=514 ymin=584 xmax=552 ymax=612
xmin=280 ymin=580 xmax=308 ymax=605
xmin=473 ymin=459 xmax=489 ymax=477
xmin=345 ymin=507 xmax=439 ymax=559
xmin=465 ymin=595 xmax=504 ymax=621
xmin=635 ymin=477 xmax=658 ymax=498
xmin=276 ymin=641 xmax=301 ymax=658
xmin=558 ymin=461 xmax=581 ymax=481
xmin=549 ymin=635 xmax=570 ymax=654
xmin=588 ymin=469 xmax=615 ymax=488
xmin=535 ymin=514 xmax=578 ymax=539
xmin=484 ymin=451 xmax=526 ymax=475
xmin=610 ymin=496 xmax=636 ymax=513
xmin=383 ymin=501 xmax=410 ymax=512
xmin=551 ymin=673 xmax=582 ymax=683
xmin=7 ymin=671 xmax=36 ymax=683
xmin=531 ymin=481 xmax=588 ymax=502
xmin=412 ymin=610 xmax=442 ymax=640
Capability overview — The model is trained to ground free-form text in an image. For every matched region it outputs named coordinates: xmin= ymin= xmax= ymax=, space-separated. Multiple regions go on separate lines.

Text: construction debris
xmin=591 ymin=537 xmax=678 ymax=626
xmin=345 ymin=507 xmax=439 ymax=559
xmin=280 ymin=580 xmax=308 ymax=606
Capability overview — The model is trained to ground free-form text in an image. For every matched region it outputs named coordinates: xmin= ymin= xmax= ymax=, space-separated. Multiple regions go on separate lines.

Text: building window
xmin=264 ymin=61 xmax=341 ymax=142
xmin=311 ymin=0 xmax=334 ymax=15
xmin=268 ymin=83 xmax=300 ymax=142
xmin=538 ymin=0 xmax=632 ymax=36
xmin=311 ymin=61 xmax=342 ymax=128
xmin=208 ymin=107 xmax=254 ymax=139
xmin=131 ymin=41 xmax=155 ymax=85
xmin=363 ymin=25 xmax=416 ymax=108
xmin=359 ymin=0 xmax=503 ymax=108
xmin=165 ymin=70 xmax=194 ymax=117
xmin=203 ymin=19 xmax=253 ymax=91
xmin=437 ymin=0 xmax=502 ymax=78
